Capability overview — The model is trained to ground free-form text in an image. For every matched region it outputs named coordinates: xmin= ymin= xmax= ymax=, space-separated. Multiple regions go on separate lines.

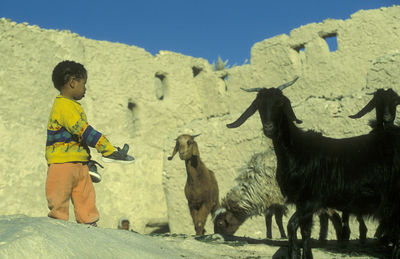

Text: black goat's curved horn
xmin=240 ymin=87 xmax=263 ymax=92
xmin=192 ymin=134 xmax=201 ymax=138
xmin=240 ymin=76 xmax=299 ymax=92
xmin=227 ymin=98 xmax=259 ymax=128
xmin=277 ymin=76 xmax=299 ymax=91
xmin=349 ymin=97 xmax=375 ymax=119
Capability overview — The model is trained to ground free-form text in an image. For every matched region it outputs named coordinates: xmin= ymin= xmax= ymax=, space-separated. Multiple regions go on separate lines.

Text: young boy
xmin=45 ymin=60 xmax=134 ymax=226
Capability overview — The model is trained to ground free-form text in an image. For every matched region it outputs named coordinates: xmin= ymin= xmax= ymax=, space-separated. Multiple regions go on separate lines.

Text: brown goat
xmin=168 ymin=134 xmax=220 ymax=235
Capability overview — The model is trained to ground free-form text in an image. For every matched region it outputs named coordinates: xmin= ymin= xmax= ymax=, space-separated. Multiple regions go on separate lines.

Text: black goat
xmin=227 ymin=80 xmax=400 ymax=258
xmin=348 ymin=88 xmax=400 ymax=243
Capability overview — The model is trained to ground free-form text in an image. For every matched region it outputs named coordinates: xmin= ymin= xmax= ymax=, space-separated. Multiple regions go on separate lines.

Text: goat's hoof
xmin=288 ymin=249 xmax=301 ymax=259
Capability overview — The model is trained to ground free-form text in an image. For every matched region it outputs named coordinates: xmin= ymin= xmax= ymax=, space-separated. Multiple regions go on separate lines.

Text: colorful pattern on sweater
xmin=46 ymin=95 xmax=115 ymax=164
xmin=82 ymin=125 xmax=102 ymax=147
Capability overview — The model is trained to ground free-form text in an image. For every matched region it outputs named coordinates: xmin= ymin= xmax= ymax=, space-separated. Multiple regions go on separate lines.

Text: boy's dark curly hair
xmin=52 ymin=60 xmax=87 ymax=91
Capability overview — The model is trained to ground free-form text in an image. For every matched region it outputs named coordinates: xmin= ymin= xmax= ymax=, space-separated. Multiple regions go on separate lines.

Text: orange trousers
xmin=46 ymin=163 xmax=99 ymax=224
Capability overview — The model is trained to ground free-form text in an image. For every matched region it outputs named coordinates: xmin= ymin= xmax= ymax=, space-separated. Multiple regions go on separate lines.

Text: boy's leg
xmin=46 ymin=163 xmax=78 ymax=221
xmin=71 ymin=163 xmax=99 ymax=224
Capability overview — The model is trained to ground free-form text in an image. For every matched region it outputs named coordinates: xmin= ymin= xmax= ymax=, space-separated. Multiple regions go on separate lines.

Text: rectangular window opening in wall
xmin=155 ymin=72 xmax=167 ymax=100
xmin=220 ymin=73 xmax=228 ymax=81
xmin=323 ymin=33 xmax=338 ymax=52
xmin=293 ymin=44 xmax=305 ymax=53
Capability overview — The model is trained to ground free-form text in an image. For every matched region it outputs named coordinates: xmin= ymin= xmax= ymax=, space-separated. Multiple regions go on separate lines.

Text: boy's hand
xmin=102 ymin=144 xmax=135 ymax=164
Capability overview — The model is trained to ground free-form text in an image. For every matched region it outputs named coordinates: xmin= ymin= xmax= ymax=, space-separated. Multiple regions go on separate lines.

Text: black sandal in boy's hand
xmin=88 ymin=160 xmax=103 ymax=183
xmin=102 ymin=144 xmax=135 ymax=164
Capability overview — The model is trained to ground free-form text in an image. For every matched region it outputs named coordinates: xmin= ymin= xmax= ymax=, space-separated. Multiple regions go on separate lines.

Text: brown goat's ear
xmin=192 ymin=141 xmax=200 ymax=157
xmin=349 ymin=96 xmax=376 ymax=119
xmin=283 ymin=97 xmax=302 ymax=124
xmin=168 ymin=141 xmax=179 ymax=160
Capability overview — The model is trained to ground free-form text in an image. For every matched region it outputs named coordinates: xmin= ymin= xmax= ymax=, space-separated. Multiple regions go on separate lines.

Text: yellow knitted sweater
xmin=46 ymin=95 xmax=115 ymax=164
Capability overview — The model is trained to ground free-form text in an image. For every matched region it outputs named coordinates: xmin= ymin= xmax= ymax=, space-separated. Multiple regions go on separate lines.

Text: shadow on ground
xmin=194 ymin=235 xmax=392 ymax=259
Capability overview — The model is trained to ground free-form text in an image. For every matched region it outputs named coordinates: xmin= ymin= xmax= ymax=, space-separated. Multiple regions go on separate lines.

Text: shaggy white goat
xmin=214 ymin=148 xmax=287 ymax=239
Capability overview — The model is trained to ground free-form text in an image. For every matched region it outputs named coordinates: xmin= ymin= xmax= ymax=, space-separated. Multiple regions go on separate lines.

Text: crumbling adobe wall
xmin=0 ymin=5 xmax=399 ymax=237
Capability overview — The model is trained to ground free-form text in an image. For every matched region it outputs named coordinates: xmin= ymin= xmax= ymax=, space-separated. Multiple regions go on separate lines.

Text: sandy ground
xmin=0 ymin=215 xmax=392 ymax=259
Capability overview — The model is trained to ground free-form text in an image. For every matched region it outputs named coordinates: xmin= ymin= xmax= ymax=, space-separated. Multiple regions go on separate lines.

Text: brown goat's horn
xmin=192 ymin=134 xmax=201 ymax=138
xmin=277 ymin=76 xmax=299 ymax=91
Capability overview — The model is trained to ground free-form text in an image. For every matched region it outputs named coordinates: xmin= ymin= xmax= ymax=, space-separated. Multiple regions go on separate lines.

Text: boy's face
xmin=70 ymin=76 xmax=87 ymax=100
xmin=121 ymin=220 xmax=130 ymax=230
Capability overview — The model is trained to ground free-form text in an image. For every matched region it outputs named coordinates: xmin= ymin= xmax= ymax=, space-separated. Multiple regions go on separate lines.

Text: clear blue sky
xmin=1 ymin=0 xmax=398 ymax=65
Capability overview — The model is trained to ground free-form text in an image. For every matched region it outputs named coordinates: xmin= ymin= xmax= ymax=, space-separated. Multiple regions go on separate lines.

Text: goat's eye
xmin=187 ymin=140 xmax=192 ymax=145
